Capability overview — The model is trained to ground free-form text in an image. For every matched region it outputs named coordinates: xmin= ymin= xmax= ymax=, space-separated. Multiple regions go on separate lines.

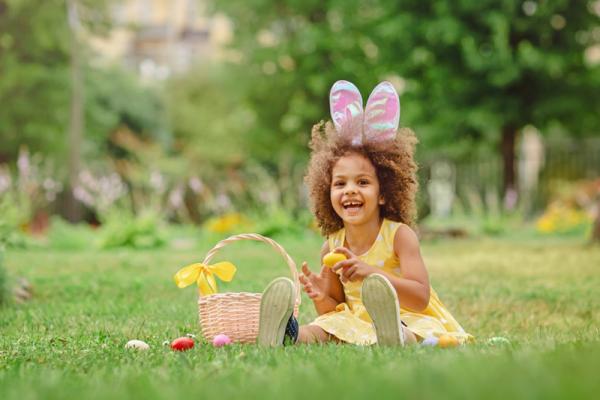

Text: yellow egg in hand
xmin=323 ymin=252 xmax=347 ymax=268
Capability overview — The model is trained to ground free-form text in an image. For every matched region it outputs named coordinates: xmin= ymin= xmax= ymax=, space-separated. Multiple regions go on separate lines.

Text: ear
xmin=378 ymin=195 xmax=385 ymax=205
xmin=329 ymin=80 xmax=364 ymax=144
xmin=363 ymin=81 xmax=400 ymax=142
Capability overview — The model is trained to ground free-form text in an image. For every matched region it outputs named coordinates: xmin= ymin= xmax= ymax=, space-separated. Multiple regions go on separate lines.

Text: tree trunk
xmin=501 ymin=125 xmax=518 ymax=210
xmin=64 ymin=0 xmax=83 ymax=222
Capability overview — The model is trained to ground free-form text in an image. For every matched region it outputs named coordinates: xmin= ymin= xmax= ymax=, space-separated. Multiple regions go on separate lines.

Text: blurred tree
xmin=209 ymin=0 xmax=599 ymax=204
xmin=66 ymin=0 xmax=84 ymax=221
xmin=376 ymin=1 xmax=599 ymax=206
xmin=0 ymin=0 xmax=168 ymax=221
xmin=164 ymin=66 xmax=249 ymax=168
xmin=209 ymin=0 xmax=382 ymax=167
xmin=0 ymin=0 xmax=71 ymax=160
xmin=87 ymin=66 xmax=169 ymax=157
xmin=0 ymin=0 xmax=118 ymax=160
xmin=0 ymin=0 xmax=165 ymax=161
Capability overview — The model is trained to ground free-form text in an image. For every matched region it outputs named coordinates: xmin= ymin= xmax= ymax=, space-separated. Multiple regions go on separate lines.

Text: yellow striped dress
xmin=310 ymin=218 xmax=474 ymax=345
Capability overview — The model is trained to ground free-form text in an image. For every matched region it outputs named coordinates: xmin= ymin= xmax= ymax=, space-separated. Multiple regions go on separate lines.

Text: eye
xmin=358 ymin=179 xmax=369 ymax=185
xmin=333 ymin=180 xmax=345 ymax=187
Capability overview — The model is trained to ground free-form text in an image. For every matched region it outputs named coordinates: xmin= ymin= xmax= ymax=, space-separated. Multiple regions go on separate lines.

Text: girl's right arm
xmin=299 ymin=241 xmax=345 ymax=315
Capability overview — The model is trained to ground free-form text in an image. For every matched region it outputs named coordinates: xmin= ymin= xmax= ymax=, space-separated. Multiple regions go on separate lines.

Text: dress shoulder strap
xmin=381 ymin=219 xmax=403 ymax=250
xmin=327 ymin=227 xmax=345 ymax=251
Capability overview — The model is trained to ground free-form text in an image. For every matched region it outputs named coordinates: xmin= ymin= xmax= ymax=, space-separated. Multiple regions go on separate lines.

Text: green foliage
xmin=0 ymin=0 xmax=71 ymax=158
xmin=45 ymin=216 xmax=97 ymax=250
xmin=250 ymin=208 xmax=311 ymax=238
xmin=86 ymin=66 xmax=170 ymax=157
xmin=0 ymin=250 xmax=6 ymax=305
xmin=165 ymin=66 xmax=251 ymax=167
xmin=97 ymin=210 xmax=168 ymax=249
xmin=0 ymin=148 xmax=63 ymax=248
xmin=386 ymin=0 xmax=600 ymax=158
xmin=206 ymin=0 xmax=375 ymax=164
xmin=0 ymin=194 xmax=29 ymax=249
xmin=208 ymin=0 xmax=599 ymax=163
xmin=0 ymin=0 xmax=167 ymax=162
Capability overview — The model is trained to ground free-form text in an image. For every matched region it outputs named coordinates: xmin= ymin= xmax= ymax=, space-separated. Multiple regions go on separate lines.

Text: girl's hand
xmin=331 ymin=247 xmax=378 ymax=283
xmin=299 ymin=262 xmax=330 ymax=301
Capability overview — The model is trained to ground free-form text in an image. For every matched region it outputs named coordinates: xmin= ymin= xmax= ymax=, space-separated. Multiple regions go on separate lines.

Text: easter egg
xmin=171 ymin=337 xmax=195 ymax=351
xmin=212 ymin=334 xmax=232 ymax=347
xmin=438 ymin=335 xmax=459 ymax=348
xmin=125 ymin=339 xmax=150 ymax=350
xmin=323 ymin=252 xmax=346 ymax=268
xmin=421 ymin=337 xmax=439 ymax=347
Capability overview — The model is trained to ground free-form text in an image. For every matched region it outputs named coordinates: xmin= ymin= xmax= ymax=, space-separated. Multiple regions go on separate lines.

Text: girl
xmin=257 ymin=81 xmax=473 ymax=346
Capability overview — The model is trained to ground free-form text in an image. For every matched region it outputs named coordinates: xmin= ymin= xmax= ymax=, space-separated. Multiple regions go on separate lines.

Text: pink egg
xmin=212 ymin=334 xmax=232 ymax=347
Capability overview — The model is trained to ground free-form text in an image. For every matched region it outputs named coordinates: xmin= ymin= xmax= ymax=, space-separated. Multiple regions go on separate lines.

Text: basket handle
xmin=202 ymin=233 xmax=301 ymax=307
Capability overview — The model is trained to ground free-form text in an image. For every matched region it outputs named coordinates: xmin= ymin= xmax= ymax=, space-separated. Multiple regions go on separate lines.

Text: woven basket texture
xmin=196 ymin=234 xmax=300 ymax=344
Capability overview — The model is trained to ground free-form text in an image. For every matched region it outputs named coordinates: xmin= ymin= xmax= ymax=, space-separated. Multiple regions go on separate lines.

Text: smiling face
xmin=330 ymin=152 xmax=384 ymax=227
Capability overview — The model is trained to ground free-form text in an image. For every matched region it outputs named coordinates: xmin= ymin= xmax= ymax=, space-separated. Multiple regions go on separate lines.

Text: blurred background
xmin=0 ymin=0 xmax=599 ymax=251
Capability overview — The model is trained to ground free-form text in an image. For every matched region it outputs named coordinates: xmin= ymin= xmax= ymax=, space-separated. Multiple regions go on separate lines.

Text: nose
xmin=344 ymin=183 xmax=357 ymax=195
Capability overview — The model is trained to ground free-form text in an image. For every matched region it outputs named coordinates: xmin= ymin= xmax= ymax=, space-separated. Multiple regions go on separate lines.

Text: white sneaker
xmin=362 ymin=274 xmax=405 ymax=346
xmin=257 ymin=277 xmax=295 ymax=347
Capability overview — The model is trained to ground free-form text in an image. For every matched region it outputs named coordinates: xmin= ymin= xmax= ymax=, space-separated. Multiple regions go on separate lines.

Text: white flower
xmin=17 ymin=148 xmax=30 ymax=177
xmin=188 ymin=176 xmax=204 ymax=194
xmin=0 ymin=170 xmax=11 ymax=193
xmin=168 ymin=186 xmax=184 ymax=209
xmin=150 ymin=170 xmax=166 ymax=193
xmin=73 ymin=186 xmax=94 ymax=207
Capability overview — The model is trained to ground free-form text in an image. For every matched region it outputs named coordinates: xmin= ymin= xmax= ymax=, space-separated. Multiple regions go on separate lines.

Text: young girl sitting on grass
xmin=258 ymin=80 xmax=473 ymax=346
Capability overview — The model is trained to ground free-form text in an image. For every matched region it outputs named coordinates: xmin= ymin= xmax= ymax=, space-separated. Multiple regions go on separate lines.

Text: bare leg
xmin=403 ymin=328 xmax=417 ymax=345
xmin=298 ymin=324 xmax=336 ymax=344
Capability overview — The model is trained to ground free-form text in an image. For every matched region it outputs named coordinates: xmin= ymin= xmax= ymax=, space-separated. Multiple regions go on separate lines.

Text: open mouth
xmin=342 ymin=201 xmax=363 ymax=212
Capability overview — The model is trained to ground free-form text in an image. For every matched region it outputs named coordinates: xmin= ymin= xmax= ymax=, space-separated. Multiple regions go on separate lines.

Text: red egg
xmin=170 ymin=337 xmax=195 ymax=351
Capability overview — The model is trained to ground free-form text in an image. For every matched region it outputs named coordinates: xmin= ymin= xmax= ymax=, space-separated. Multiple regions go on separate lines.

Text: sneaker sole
xmin=362 ymin=274 xmax=404 ymax=346
xmin=257 ymin=277 xmax=295 ymax=347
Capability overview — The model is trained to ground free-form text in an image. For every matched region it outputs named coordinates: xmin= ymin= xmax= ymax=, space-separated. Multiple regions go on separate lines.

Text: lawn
xmin=1 ymin=234 xmax=599 ymax=399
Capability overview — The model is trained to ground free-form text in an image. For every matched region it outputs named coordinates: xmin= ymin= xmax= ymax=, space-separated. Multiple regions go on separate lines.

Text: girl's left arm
xmin=387 ymin=224 xmax=431 ymax=311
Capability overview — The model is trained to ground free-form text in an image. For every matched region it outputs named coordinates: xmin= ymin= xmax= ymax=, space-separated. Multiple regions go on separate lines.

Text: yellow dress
xmin=310 ymin=218 xmax=474 ymax=345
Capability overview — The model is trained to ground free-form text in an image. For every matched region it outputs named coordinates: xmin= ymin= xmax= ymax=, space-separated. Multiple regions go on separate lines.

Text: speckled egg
xmin=125 ymin=339 xmax=150 ymax=350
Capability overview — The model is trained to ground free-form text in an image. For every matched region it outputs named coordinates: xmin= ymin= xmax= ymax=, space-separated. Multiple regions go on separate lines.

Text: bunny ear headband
xmin=329 ymin=80 xmax=400 ymax=146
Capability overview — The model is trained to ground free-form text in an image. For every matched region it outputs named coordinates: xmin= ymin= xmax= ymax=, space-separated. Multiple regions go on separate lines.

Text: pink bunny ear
xmin=330 ymin=80 xmax=364 ymax=145
xmin=363 ymin=81 xmax=400 ymax=142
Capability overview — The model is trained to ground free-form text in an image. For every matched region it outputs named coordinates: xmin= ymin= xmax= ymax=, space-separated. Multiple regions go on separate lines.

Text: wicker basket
xmin=197 ymin=233 xmax=300 ymax=344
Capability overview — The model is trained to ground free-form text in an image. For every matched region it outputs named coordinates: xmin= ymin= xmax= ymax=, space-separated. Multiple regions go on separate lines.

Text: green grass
xmin=1 ymin=234 xmax=599 ymax=399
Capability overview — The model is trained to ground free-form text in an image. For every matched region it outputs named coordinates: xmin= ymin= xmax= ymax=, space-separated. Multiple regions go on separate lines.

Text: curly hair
xmin=304 ymin=121 xmax=419 ymax=236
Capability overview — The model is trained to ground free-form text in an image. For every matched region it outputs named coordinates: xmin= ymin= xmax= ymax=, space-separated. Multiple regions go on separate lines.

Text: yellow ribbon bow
xmin=173 ymin=261 xmax=237 ymax=296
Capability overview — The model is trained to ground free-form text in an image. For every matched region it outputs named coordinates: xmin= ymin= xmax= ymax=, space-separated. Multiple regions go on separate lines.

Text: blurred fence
xmin=420 ymin=137 xmax=600 ymax=217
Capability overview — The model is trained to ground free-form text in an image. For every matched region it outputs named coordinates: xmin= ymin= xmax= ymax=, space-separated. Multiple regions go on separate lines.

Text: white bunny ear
xmin=363 ymin=81 xmax=400 ymax=142
xmin=329 ymin=80 xmax=364 ymax=145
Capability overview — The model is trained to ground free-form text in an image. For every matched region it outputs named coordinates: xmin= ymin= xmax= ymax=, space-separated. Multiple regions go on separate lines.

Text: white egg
xmin=125 ymin=339 xmax=150 ymax=350
xmin=421 ymin=337 xmax=439 ymax=347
